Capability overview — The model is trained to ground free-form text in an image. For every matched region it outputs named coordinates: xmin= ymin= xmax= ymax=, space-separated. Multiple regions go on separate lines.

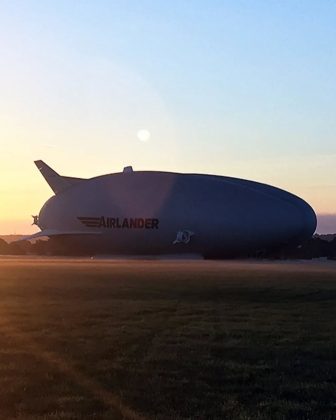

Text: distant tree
xmin=17 ymin=241 xmax=32 ymax=255
xmin=30 ymin=240 xmax=49 ymax=255
xmin=7 ymin=241 xmax=26 ymax=255
xmin=327 ymin=238 xmax=336 ymax=260
xmin=261 ymin=237 xmax=332 ymax=260
xmin=0 ymin=238 xmax=9 ymax=255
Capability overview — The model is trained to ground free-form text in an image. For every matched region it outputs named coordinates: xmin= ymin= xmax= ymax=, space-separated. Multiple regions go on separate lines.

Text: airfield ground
xmin=0 ymin=258 xmax=335 ymax=419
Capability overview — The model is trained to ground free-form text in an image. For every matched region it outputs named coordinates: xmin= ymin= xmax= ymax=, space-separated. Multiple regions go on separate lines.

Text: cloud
xmin=317 ymin=214 xmax=336 ymax=234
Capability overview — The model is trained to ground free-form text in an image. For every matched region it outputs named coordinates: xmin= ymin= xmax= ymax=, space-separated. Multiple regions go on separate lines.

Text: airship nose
xmin=295 ymin=199 xmax=317 ymax=240
xmin=258 ymin=188 xmax=317 ymax=247
xmin=278 ymin=193 xmax=317 ymax=245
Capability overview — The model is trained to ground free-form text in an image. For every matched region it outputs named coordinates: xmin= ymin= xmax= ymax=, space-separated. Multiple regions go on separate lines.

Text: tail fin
xmin=34 ymin=160 xmax=84 ymax=194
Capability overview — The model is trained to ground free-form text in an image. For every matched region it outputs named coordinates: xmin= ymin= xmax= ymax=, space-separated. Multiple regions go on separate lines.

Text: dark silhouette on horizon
xmin=1 ymin=235 xmax=336 ymax=260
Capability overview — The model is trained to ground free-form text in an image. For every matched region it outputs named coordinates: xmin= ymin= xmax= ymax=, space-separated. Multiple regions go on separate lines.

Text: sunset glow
xmin=1 ymin=1 xmax=335 ymax=234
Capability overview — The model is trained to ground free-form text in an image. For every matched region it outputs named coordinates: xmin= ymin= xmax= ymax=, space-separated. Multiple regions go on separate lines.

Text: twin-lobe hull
xmin=36 ymin=170 xmax=317 ymax=257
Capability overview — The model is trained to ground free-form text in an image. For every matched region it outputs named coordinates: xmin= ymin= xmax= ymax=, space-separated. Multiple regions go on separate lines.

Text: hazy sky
xmin=1 ymin=1 xmax=335 ymax=234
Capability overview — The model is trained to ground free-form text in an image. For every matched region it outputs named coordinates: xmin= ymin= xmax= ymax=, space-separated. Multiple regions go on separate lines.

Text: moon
xmin=137 ymin=129 xmax=151 ymax=142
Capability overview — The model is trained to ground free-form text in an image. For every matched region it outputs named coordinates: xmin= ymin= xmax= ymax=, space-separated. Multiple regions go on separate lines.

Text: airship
xmin=23 ymin=160 xmax=317 ymax=257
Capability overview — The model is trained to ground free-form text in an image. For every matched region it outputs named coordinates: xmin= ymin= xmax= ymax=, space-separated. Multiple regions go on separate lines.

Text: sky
xmin=0 ymin=0 xmax=335 ymax=234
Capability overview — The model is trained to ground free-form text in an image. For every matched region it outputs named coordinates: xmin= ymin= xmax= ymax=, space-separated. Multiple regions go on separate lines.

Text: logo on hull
xmin=78 ymin=216 xmax=159 ymax=229
xmin=173 ymin=230 xmax=194 ymax=244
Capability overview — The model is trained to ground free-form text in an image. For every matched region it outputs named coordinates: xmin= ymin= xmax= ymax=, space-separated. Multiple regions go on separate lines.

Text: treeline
xmin=1 ymin=236 xmax=336 ymax=259
xmin=262 ymin=236 xmax=336 ymax=260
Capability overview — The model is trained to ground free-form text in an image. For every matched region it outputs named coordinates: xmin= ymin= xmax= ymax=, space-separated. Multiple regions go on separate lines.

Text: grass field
xmin=0 ymin=257 xmax=336 ymax=419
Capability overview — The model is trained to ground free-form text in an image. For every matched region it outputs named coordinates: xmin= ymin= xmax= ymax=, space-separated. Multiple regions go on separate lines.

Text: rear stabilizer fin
xmin=34 ymin=160 xmax=84 ymax=194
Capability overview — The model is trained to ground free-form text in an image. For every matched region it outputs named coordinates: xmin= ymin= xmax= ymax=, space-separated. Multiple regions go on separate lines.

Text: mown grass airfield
xmin=0 ymin=257 xmax=336 ymax=419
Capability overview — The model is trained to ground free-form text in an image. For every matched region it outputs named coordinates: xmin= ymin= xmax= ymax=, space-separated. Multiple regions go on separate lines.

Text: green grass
xmin=0 ymin=258 xmax=336 ymax=419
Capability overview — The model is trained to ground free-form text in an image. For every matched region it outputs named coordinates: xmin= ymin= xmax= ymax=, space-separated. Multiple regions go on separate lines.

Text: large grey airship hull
xmin=24 ymin=161 xmax=317 ymax=257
